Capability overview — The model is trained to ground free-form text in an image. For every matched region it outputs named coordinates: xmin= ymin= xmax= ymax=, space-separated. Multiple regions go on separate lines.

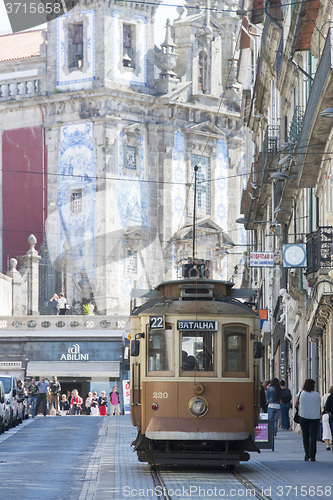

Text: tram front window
xmin=181 ymin=332 xmax=214 ymax=372
xmin=148 ymin=327 xmax=173 ymax=374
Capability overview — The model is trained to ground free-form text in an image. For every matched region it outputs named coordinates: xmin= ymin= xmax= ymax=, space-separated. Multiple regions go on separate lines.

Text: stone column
xmin=18 ymin=235 xmax=41 ymax=315
xmin=6 ymin=258 xmax=23 ymax=315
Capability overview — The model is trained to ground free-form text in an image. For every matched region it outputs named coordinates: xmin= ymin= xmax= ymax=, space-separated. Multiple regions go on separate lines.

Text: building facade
xmin=0 ymin=1 xmax=248 ymax=398
xmin=238 ymin=0 xmax=333 ymax=404
xmin=0 ymin=0 xmax=247 ymax=317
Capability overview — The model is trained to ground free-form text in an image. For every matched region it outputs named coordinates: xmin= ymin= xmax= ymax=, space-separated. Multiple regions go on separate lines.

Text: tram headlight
xmin=152 ymin=403 xmax=158 ymax=411
xmin=188 ymin=397 xmax=208 ymax=418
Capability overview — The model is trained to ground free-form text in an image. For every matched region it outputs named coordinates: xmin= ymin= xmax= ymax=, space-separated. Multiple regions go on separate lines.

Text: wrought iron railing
xmin=306 ymin=226 xmax=333 ymax=274
xmin=258 ymin=126 xmax=280 ymax=185
xmin=289 ymin=106 xmax=305 ymax=143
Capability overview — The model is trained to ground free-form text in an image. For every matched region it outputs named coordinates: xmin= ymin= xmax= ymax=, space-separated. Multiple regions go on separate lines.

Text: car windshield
xmin=0 ymin=377 xmax=11 ymax=393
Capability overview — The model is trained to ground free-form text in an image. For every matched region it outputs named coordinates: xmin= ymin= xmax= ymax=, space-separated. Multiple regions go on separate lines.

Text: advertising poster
xmin=255 ymin=423 xmax=269 ymax=442
xmin=122 ymin=379 xmax=130 ymax=415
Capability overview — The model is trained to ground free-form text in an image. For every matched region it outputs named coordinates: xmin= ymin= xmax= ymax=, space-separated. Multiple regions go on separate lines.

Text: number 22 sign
xmin=150 ymin=315 xmax=165 ymax=330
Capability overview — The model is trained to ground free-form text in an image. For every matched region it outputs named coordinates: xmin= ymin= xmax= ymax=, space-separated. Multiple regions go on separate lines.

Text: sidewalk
xmin=251 ymin=426 xmax=333 ymax=488
xmin=92 ymin=417 xmax=333 ymax=499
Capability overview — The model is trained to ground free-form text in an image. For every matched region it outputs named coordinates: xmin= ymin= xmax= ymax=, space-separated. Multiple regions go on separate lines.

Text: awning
xmin=26 ymin=361 xmax=120 ymax=378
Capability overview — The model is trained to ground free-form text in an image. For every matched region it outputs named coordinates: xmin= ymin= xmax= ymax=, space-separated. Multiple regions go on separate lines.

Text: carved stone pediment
xmin=186 ymin=121 xmax=225 ymax=137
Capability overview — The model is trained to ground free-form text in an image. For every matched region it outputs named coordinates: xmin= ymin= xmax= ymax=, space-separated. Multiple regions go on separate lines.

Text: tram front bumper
xmin=145 ymin=417 xmax=250 ymax=441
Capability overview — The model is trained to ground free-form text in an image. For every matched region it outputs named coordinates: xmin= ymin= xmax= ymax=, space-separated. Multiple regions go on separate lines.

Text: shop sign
xmin=249 ymin=252 xmax=274 ymax=267
xmin=60 ymin=344 xmax=89 ymax=361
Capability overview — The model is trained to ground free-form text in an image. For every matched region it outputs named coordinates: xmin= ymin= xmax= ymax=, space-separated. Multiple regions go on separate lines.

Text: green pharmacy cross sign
xmin=4 ymin=0 xmax=80 ymax=32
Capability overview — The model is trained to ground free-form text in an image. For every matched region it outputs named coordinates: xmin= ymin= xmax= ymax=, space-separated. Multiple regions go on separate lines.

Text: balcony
xmin=0 ymin=315 xmax=129 ymax=336
xmin=297 ymin=29 xmax=333 ymax=188
xmin=241 ymin=161 xmax=260 ymax=221
xmin=306 ymin=226 xmax=333 ymax=277
xmin=241 ymin=126 xmax=280 ymax=224
xmin=0 ymin=78 xmax=44 ymax=101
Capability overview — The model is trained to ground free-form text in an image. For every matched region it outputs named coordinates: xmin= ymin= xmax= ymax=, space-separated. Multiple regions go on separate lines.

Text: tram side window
xmin=148 ymin=326 xmax=173 ymax=374
xmin=181 ymin=332 xmax=214 ymax=372
xmin=223 ymin=325 xmax=248 ymax=377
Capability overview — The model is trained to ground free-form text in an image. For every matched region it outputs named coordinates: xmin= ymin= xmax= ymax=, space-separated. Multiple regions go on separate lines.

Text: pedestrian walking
xmin=85 ymin=392 xmax=93 ymax=415
xmin=323 ymin=387 xmax=333 ymax=449
xmin=280 ymin=379 xmax=292 ymax=430
xmin=90 ymin=392 xmax=99 ymax=416
xmin=59 ymin=394 xmax=70 ymax=416
xmin=98 ymin=391 xmax=108 ymax=416
xmin=49 ymin=376 xmax=61 ymax=415
xmin=17 ymin=379 xmax=26 ymax=397
xmin=109 ymin=386 xmax=121 ymax=415
xmin=27 ymin=378 xmax=39 ymax=417
xmin=50 ymin=294 xmax=59 ymax=314
xmin=260 ymin=381 xmax=268 ymax=413
xmin=70 ymin=389 xmax=82 ymax=415
xmin=57 ymin=293 xmax=68 ymax=315
xmin=36 ymin=376 xmax=49 ymax=417
xmin=266 ymin=378 xmax=281 ymax=437
xmin=296 ymin=378 xmax=321 ymax=462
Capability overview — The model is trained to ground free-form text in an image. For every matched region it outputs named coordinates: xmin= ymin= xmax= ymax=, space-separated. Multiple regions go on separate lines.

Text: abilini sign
xmin=60 ymin=344 xmax=89 ymax=361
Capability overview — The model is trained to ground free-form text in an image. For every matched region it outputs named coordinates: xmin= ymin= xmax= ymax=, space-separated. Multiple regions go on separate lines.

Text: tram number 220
xmin=153 ymin=392 xmax=168 ymax=399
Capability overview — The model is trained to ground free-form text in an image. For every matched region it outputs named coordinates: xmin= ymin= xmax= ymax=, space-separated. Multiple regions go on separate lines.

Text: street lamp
xmin=321 ymin=108 xmax=333 ymax=118
xmin=236 ymin=217 xmax=272 ymax=224
xmin=278 ymin=155 xmax=292 ymax=166
xmin=224 ymin=241 xmax=253 ymax=247
xmin=270 ymin=172 xmax=298 ymax=181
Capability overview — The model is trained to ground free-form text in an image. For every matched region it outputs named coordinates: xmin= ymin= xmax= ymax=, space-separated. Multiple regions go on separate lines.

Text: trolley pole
xmin=192 ymin=165 xmax=198 ymax=261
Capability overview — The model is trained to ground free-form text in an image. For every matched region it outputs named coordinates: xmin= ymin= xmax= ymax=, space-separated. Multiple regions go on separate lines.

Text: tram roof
xmin=131 ymin=296 xmax=259 ymax=317
xmin=131 ymin=278 xmax=258 ymax=317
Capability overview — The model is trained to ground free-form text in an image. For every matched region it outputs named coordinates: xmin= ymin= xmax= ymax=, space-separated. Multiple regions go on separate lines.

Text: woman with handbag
xmin=295 ymin=379 xmax=321 ymax=462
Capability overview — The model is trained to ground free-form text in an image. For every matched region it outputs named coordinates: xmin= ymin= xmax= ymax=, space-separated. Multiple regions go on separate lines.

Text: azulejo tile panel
xmin=215 ymin=138 xmax=229 ymax=229
xmin=172 ymin=130 xmax=185 ymax=236
xmin=57 ymin=121 xmax=96 ymax=279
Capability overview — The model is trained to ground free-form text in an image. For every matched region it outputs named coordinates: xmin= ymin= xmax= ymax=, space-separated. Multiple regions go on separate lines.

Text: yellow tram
xmin=130 ymin=278 xmax=262 ymax=467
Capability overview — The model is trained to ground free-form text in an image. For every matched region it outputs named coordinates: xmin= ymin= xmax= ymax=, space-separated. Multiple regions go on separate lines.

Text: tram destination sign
xmin=177 ymin=320 xmax=218 ymax=331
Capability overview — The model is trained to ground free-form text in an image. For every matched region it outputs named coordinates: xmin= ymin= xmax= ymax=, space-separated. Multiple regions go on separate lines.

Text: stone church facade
xmin=0 ymin=0 xmax=245 ymax=316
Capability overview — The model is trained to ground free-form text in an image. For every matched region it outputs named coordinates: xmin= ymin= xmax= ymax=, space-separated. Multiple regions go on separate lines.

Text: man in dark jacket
xmin=280 ymin=379 xmax=292 ymax=429
xmin=49 ymin=376 xmax=61 ymax=415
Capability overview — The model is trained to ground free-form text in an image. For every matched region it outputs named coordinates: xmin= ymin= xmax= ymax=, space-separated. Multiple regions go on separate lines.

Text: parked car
xmin=0 ymin=376 xmax=19 ymax=428
xmin=0 ymin=381 xmax=5 ymax=433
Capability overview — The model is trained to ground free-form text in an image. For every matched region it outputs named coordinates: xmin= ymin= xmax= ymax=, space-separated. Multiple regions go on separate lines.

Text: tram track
xmin=150 ymin=466 xmax=172 ymax=500
xmin=149 ymin=465 xmax=273 ymax=500
xmin=231 ymin=469 xmax=273 ymax=500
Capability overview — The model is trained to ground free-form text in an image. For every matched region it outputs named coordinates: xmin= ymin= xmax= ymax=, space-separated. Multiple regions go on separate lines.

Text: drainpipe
xmin=299 ymin=269 xmax=308 ymax=298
